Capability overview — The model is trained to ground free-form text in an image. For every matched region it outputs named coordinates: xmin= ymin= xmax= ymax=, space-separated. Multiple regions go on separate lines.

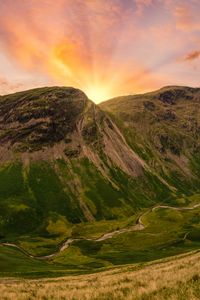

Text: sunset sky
xmin=0 ymin=0 xmax=199 ymax=103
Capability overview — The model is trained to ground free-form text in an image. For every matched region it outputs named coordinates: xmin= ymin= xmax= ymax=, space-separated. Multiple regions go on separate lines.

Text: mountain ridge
xmin=100 ymin=85 xmax=200 ymax=104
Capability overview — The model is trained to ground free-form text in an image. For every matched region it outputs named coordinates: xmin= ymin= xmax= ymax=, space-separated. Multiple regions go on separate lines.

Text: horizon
xmin=0 ymin=0 xmax=200 ymax=103
xmin=1 ymin=84 xmax=199 ymax=104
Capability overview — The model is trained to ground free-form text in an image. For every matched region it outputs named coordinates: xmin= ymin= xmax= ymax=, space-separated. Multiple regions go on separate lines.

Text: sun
xmin=84 ymin=84 xmax=113 ymax=104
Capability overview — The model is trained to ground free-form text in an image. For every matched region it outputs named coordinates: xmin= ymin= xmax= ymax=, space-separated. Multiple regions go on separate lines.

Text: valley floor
xmin=2 ymin=202 xmax=200 ymax=261
xmin=1 ymin=250 xmax=200 ymax=300
xmin=1 ymin=200 xmax=200 ymax=279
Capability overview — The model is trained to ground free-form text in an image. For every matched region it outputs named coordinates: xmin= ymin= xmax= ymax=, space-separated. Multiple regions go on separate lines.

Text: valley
xmin=1 ymin=199 xmax=200 ymax=277
xmin=1 ymin=201 xmax=200 ymax=261
xmin=0 ymin=86 xmax=200 ymax=280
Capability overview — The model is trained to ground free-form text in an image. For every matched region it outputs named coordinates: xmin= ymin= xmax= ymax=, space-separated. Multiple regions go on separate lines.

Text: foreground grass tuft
xmin=1 ymin=251 xmax=200 ymax=300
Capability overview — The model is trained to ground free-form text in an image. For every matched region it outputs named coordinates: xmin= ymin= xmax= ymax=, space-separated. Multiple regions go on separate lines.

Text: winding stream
xmin=1 ymin=203 xmax=200 ymax=260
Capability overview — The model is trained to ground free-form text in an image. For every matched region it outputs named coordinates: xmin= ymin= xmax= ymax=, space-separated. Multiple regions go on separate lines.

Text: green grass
xmin=0 ymin=246 xmax=63 ymax=277
xmin=72 ymin=214 xmax=138 ymax=239
xmin=52 ymin=206 xmax=200 ymax=268
xmin=1 ymin=203 xmax=199 ymax=278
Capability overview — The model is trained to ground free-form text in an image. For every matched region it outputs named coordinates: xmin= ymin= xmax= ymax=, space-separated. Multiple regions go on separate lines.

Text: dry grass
xmin=1 ymin=251 xmax=200 ymax=300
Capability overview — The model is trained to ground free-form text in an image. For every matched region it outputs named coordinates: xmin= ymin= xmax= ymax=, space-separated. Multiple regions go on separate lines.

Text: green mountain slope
xmin=100 ymin=86 xmax=200 ymax=197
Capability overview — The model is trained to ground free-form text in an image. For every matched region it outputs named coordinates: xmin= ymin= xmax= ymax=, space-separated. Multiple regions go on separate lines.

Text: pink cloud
xmin=174 ymin=2 xmax=200 ymax=32
xmin=0 ymin=0 xmax=199 ymax=100
xmin=134 ymin=0 xmax=154 ymax=15
xmin=184 ymin=50 xmax=200 ymax=61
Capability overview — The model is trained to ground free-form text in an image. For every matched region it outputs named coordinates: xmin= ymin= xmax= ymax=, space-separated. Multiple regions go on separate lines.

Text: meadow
xmin=1 ymin=200 xmax=200 ymax=278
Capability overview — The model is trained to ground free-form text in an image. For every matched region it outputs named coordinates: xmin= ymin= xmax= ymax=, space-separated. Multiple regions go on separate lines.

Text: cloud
xmin=0 ymin=0 xmax=199 ymax=101
xmin=134 ymin=0 xmax=154 ymax=15
xmin=174 ymin=2 xmax=200 ymax=32
xmin=0 ymin=0 xmax=145 ymax=101
xmin=184 ymin=50 xmax=200 ymax=61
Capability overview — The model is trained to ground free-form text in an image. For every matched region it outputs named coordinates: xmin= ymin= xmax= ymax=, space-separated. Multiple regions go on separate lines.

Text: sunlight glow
xmin=84 ymin=84 xmax=113 ymax=103
xmin=0 ymin=1 xmax=199 ymax=98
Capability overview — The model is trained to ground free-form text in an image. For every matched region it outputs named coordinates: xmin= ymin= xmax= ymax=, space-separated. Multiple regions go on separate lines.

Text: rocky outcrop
xmin=0 ymin=87 xmax=87 ymax=150
xmin=158 ymin=87 xmax=196 ymax=105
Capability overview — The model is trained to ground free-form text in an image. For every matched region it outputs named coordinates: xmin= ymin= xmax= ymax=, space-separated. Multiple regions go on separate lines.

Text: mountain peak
xmin=0 ymin=86 xmax=89 ymax=151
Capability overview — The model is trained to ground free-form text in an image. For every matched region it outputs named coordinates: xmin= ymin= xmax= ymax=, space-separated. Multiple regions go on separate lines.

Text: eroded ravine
xmin=1 ymin=203 xmax=200 ymax=260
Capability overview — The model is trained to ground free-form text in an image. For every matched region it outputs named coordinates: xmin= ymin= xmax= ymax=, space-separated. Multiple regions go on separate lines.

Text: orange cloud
xmin=184 ymin=50 xmax=200 ymax=61
xmin=0 ymin=0 xmax=147 ymax=101
xmin=0 ymin=0 xmax=199 ymax=101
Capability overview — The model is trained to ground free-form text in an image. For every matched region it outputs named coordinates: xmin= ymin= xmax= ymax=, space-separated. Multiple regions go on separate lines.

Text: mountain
xmin=100 ymin=86 xmax=200 ymax=197
xmin=0 ymin=85 xmax=200 ymax=250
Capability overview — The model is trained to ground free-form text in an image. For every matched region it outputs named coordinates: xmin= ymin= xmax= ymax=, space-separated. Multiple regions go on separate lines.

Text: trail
xmin=1 ymin=203 xmax=200 ymax=260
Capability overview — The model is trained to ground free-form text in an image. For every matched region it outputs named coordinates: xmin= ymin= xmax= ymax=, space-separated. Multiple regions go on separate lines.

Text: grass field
xmin=0 ymin=202 xmax=200 ymax=278
xmin=1 ymin=250 xmax=200 ymax=300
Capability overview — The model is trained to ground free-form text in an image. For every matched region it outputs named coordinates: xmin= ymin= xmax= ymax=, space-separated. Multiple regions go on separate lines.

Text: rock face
xmin=158 ymin=87 xmax=195 ymax=105
xmin=0 ymin=87 xmax=87 ymax=150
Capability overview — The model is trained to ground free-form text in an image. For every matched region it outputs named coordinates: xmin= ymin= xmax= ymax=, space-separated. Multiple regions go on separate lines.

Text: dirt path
xmin=152 ymin=203 xmax=200 ymax=212
xmin=1 ymin=202 xmax=200 ymax=260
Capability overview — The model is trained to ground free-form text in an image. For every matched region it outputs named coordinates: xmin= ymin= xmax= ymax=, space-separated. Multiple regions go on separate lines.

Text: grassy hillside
xmin=100 ymin=86 xmax=200 ymax=195
xmin=1 ymin=250 xmax=200 ymax=299
xmin=0 ymin=86 xmax=200 ymax=278
xmin=0 ymin=158 xmax=174 ymax=246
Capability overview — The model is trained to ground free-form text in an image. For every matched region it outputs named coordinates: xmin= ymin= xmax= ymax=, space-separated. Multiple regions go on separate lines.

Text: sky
xmin=0 ymin=0 xmax=199 ymax=103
